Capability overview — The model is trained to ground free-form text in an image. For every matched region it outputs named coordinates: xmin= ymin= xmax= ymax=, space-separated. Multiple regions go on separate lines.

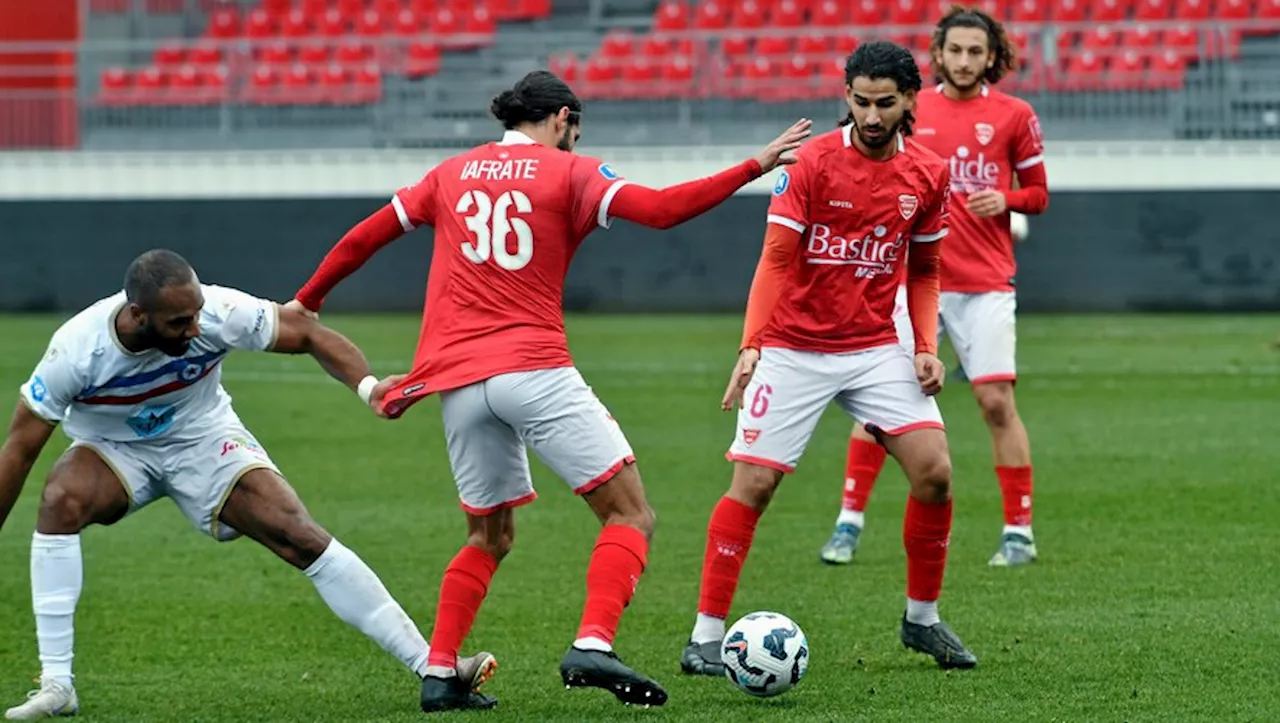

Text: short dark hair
xmin=490 ymin=70 xmax=582 ymax=130
xmin=933 ymin=5 xmax=1018 ymax=85
xmin=124 ymin=249 xmax=195 ymax=309
xmin=840 ymin=41 xmax=923 ymax=135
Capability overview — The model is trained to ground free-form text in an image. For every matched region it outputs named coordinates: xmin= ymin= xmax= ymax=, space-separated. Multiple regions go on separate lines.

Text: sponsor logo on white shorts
xmin=220 ymin=436 xmax=265 ymax=458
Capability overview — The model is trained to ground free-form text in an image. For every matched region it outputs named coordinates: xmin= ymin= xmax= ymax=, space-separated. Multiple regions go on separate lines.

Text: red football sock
xmin=576 ymin=524 xmax=649 ymax=644
xmin=426 ymin=545 xmax=498 ymax=669
xmin=903 ymin=496 xmax=952 ymax=602
xmin=996 ymin=466 xmax=1034 ymax=527
xmin=697 ymin=497 xmax=762 ymax=619
xmin=841 ymin=436 xmax=888 ymax=513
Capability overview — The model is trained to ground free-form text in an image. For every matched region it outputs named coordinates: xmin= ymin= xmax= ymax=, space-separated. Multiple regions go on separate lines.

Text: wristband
xmin=357 ymin=375 xmax=378 ymax=405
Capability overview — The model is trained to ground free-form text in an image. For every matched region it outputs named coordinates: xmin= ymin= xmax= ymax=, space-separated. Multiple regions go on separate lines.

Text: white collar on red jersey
xmin=935 ymin=83 xmax=989 ymax=97
xmin=841 ymin=123 xmax=905 ymax=153
xmin=499 ymin=130 xmax=537 ymax=145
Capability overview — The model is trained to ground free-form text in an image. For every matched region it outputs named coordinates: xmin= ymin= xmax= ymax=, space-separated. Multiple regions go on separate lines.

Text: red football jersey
xmin=913 ymin=85 xmax=1045 ymax=292
xmin=762 ymin=125 xmax=951 ymax=353
xmin=389 ymin=130 xmax=627 ymax=396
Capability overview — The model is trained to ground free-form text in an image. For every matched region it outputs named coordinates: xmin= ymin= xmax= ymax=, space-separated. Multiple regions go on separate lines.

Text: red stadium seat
xmin=732 ymin=0 xmax=767 ymax=27
xmin=641 ymin=36 xmax=670 ymax=59
xmin=202 ymin=66 xmax=229 ymax=103
xmin=318 ymin=9 xmax=347 ymax=37
xmin=820 ymin=55 xmax=844 ymax=83
xmin=154 ymin=43 xmax=185 ymax=68
xmin=356 ymin=10 xmax=385 ymax=37
xmin=319 ymin=64 xmax=350 ymax=103
xmin=1256 ymin=0 xmax=1280 ymax=21
xmin=1121 ymin=24 xmax=1158 ymax=48
xmin=722 ymin=34 xmax=751 ymax=58
xmin=771 ymin=0 xmax=805 ymax=26
xmin=299 ymin=44 xmax=330 ymax=65
xmin=336 ymin=41 xmax=371 ymax=66
xmin=282 ymin=9 xmax=312 ymax=39
xmin=1148 ymin=49 xmax=1185 ymax=88
xmin=1055 ymin=30 xmax=1078 ymax=54
xmin=888 ymin=0 xmax=925 ymax=24
xmin=756 ymin=35 xmax=791 ymax=56
xmin=406 ymin=41 xmax=441 ymax=76
xmin=661 ymin=55 xmax=696 ymax=97
xmin=1008 ymin=29 xmax=1030 ymax=54
xmin=812 ymin=0 xmax=843 ymax=25
xmin=169 ymin=64 xmax=202 ymax=104
xmin=337 ymin=0 xmax=365 ymax=18
xmin=134 ymin=66 xmax=167 ymax=105
xmin=1174 ymin=0 xmax=1211 ymax=17
xmin=99 ymin=67 xmax=132 ymax=106
xmin=1215 ymin=0 xmax=1250 ymax=18
xmin=741 ymin=56 xmax=775 ymax=95
xmin=262 ymin=0 xmax=290 ymax=16
xmin=245 ymin=8 xmax=275 ymax=39
xmin=833 ymin=34 xmax=858 ymax=57
xmin=206 ymin=6 xmax=240 ymax=39
xmin=1055 ymin=50 xmax=1102 ymax=90
xmin=1205 ymin=29 xmax=1241 ymax=58
xmin=464 ymin=6 xmax=497 ymax=37
xmin=1107 ymin=49 xmax=1145 ymax=90
xmin=189 ymin=44 xmax=223 ymax=66
xmin=1133 ymin=0 xmax=1170 ymax=19
xmin=850 ymin=0 xmax=881 ymax=24
xmin=282 ymin=64 xmax=318 ymax=104
xmin=694 ymin=0 xmax=729 ymax=29
xmin=776 ymin=55 xmax=815 ymax=101
xmin=654 ymin=0 xmax=690 ymax=30
xmin=1090 ymin=0 xmax=1129 ymax=21
xmin=1010 ymin=0 xmax=1046 ymax=22
xmin=431 ymin=7 xmax=463 ymax=36
xmin=580 ymin=56 xmax=617 ymax=99
xmin=796 ymin=35 xmax=831 ymax=57
xmin=1163 ymin=24 xmax=1199 ymax=55
xmin=376 ymin=0 xmax=405 ymax=17
xmin=245 ymin=66 xmax=279 ymax=104
xmin=301 ymin=0 xmax=327 ymax=18
xmin=548 ymin=52 xmax=579 ymax=82
xmin=1053 ymin=0 xmax=1086 ymax=20
xmin=600 ymin=31 xmax=635 ymax=59
xmin=620 ymin=57 xmax=661 ymax=98
xmin=394 ymin=9 xmax=423 ymax=35
xmin=1082 ymin=26 xmax=1118 ymax=49
xmin=260 ymin=42 xmax=293 ymax=66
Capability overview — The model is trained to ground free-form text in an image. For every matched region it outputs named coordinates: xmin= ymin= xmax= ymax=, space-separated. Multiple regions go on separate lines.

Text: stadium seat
xmin=1059 ymin=50 xmax=1103 ymax=90
xmin=1055 ymin=30 xmax=1079 ymax=54
xmin=1215 ymin=0 xmax=1250 ymax=19
xmin=299 ymin=44 xmax=330 ymax=65
xmin=336 ymin=41 xmax=372 ymax=66
xmin=245 ymin=65 xmax=280 ymax=104
xmin=1108 ymin=48 xmax=1145 ymax=90
xmin=245 ymin=8 xmax=275 ymax=39
xmin=833 ymin=34 xmax=858 ymax=57
xmin=169 ymin=65 xmax=203 ymax=105
xmin=547 ymin=52 xmax=579 ymax=82
xmin=260 ymin=42 xmax=293 ymax=66
xmin=1121 ymin=24 xmax=1158 ymax=48
xmin=154 ymin=43 xmax=186 ymax=69
xmin=338 ymin=0 xmax=365 ymax=19
xmin=1090 ymin=0 xmax=1130 ymax=21
xmin=721 ymin=34 xmax=751 ymax=58
xmin=1007 ymin=29 xmax=1030 ymax=54
xmin=1134 ymin=0 xmax=1171 ymax=19
xmin=1148 ymin=48 xmax=1186 ymax=88
xmin=661 ymin=55 xmax=696 ymax=98
xmin=282 ymin=9 xmax=312 ymax=39
xmin=189 ymin=44 xmax=223 ymax=66
xmin=850 ymin=0 xmax=882 ymax=24
xmin=888 ymin=0 xmax=926 ymax=24
xmin=620 ymin=57 xmax=661 ymax=98
xmin=771 ymin=0 xmax=805 ymax=26
xmin=99 ymin=67 xmax=133 ymax=106
xmin=1174 ymin=0 xmax=1211 ymax=17
xmin=319 ymin=9 xmax=348 ymax=37
xmin=732 ymin=0 xmax=767 ymax=28
xmin=261 ymin=0 xmax=291 ymax=16
xmin=1255 ymin=0 xmax=1280 ymax=24
xmin=756 ymin=36 xmax=792 ymax=57
xmin=1082 ymin=26 xmax=1118 ymax=49
xmin=796 ymin=35 xmax=831 ymax=57
xmin=1163 ymin=24 xmax=1200 ymax=56
xmin=206 ymin=6 xmax=240 ymax=39
xmin=320 ymin=64 xmax=351 ymax=103
xmin=134 ymin=66 xmax=168 ymax=105
xmin=281 ymin=64 xmax=319 ymax=104
xmin=376 ymin=0 xmax=405 ymax=17
xmin=406 ymin=40 xmax=442 ymax=77
xmin=775 ymin=55 xmax=816 ymax=101
xmin=202 ymin=66 xmax=230 ymax=104
xmin=694 ymin=0 xmax=730 ymax=29
xmin=1053 ymin=0 xmax=1087 ymax=20
xmin=600 ymin=31 xmax=635 ymax=59
xmin=1205 ymin=29 xmax=1241 ymax=58
xmin=812 ymin=0 xmax=844 ymax=25
xmin=464 ymin=6 xmax=497 ymax=39
xmin=301 ymin=0 xmax=328 ymax=18
xmin=641 ymin=36 xmax=670 ymax=59
xmin=654 ymin=0 xmax=690 ymax=30
xmin=820 ymin=54 xmax=844 ymax=83
xmin=741 ymin=56 xmax=775 ymax=97
xmin=356 ymin=10 xmax=385 ymax=37
xmin=1010 ymin=0 xmax=1047 ymax=22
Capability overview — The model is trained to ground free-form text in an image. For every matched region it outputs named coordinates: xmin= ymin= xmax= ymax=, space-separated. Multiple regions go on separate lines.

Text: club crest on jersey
xmin=975 ymin=122 xmax=995 ymax=146
xmin=597 ymin=163 xmax=619 ymax=180
xmin=742 ymin=429 xmax=761 ymax=446
xmin=773 ymin=171 xmax=790 ymax=196
xmin=898 ymin=194 xmax=919 ymax=220
xmin=180 ymin=362 xmax=204 ymax=382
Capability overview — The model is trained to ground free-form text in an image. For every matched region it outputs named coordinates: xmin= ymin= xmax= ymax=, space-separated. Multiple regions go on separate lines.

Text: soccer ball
xmin=721 ymin=611 xmax=809 ymax=697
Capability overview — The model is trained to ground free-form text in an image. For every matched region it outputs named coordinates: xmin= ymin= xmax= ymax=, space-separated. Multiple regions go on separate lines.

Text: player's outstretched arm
xmin=0 ymin=404 xmax=57 ymax=531
xmin=268 ymin=304 xmax=387 ymax=412
xmin=293 ymin=204 xmax=408 ymax=313
xmin=607 ymin=119 xmax=813 ymax=230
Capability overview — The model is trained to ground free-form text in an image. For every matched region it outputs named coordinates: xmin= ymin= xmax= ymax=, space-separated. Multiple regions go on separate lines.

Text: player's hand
xmin=754 ymin=119 xmax=813 ymax=173
xmin=368 ymin=374 xmax=407 ymax=418
xmin=283 ymin=299 xmax=319 ymax=321
xmin=966 ymin=190 xmax=1008 ymax=218
xmin=722 ymin=348 xmax=761 ymax=411
xmin=914 ymin=353 xmax=946 ymax=396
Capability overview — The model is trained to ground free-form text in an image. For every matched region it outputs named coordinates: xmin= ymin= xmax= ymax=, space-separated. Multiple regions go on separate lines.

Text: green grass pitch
xmin=1 ymin=313 xmax=1278 ymax=721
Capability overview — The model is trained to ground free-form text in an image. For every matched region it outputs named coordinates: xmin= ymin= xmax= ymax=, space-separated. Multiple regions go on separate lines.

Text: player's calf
xmin=726 ymin=461 xmax=784 ymax=512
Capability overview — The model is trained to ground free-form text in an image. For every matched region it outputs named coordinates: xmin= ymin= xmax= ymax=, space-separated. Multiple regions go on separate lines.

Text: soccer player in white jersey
xmin=0 ymin=250 xmax=494 ymax=720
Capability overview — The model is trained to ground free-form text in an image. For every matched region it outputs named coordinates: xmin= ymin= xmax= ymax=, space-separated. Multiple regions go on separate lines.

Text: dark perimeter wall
xmin=3 ymin=191 xmax=1278 ymax=313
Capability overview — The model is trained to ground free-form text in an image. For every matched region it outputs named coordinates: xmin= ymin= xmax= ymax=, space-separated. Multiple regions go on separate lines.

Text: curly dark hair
xmin=839 ymin=41 xmax=923 ymax=136
xmin=931 ymin=5 xmax=1018 ymax=85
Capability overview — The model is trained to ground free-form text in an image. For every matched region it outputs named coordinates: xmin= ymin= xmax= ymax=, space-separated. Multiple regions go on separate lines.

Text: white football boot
xmin=5 ymin=679 xmax=79 ymax=719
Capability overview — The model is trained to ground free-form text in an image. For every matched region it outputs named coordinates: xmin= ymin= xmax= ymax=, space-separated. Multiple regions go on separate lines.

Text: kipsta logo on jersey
xmin=975 ymin=122 xmax=995 ymax=146
xmin=898 ymin=194 xmax=919 ymax=220
xmin=773 ymin=171 xmax=790 ymax=196
xmin=29 ymin=376 xmax=47 ymax=403
xmin=597 ymin=163 xmax=619 ymax=181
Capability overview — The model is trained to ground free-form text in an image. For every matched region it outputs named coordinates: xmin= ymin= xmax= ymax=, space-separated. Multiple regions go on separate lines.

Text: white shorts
xmin=73 ymin=421 xmax=278 ymax=542
xmin=439 ymin=366 xmax=635 ymax=515
xmin=726 ymin=346 xmax=944 ymax=473
xmin=940 ymin=291 xmax=1018 ymax=384
xmin=889 ymin=287 xmax=1017 ymax=384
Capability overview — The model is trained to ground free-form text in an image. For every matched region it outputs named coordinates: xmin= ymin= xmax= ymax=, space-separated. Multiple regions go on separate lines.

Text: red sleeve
xmin=906 ymin=240 xmax=941 ymax=355
xmin=568 ymin=157 xmax=628 ymax=238
xmin=1005 ymin=160 xmax=1048 ymax=215
xmin=763 ymin=153 xmax=812 ymax=234
xmin=394 ymin=169 xmax=440 ymax=230
xmin=601 ymin=159 xmax=764 ymax=231
xmin=911 ymin=166 xmax=951 ymax=243
xmin=1005 ymin=106 xmax=1048 ymax=214
xmin=294 ymin=204 xmax=406 ymax=312
xmin=741 ymin=223 xmax=802 ymax=350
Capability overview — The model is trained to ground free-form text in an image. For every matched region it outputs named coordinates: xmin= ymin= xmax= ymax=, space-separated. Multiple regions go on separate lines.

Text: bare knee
xmin=727 ymin=462 xmax=784 ymax=512
xmin=975 ymin=384 xmax=1017 ymax=429
xmin=36 ymin=480 xmax=95 ymax=534
xmin=907 ymin=454 xmax=953 ymax=504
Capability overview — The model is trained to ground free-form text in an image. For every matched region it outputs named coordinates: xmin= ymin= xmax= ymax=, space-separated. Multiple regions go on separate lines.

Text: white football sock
xmin=31 ymin=533 xmax=82 ymax=688
xmin=572 ymin=636 xmax=612 ymax=653
xmin=836 ymin=509 xmax=865 ymax=529
xmin=304 ymin=538 xmax=431 ymax=677
xmin=1003 ymin=524 xmax=1034 ymax=541
xmin=905 ymin=598 xmax=940 ymax=627
xmin=691 ymin=613 xmax=726 ymax=645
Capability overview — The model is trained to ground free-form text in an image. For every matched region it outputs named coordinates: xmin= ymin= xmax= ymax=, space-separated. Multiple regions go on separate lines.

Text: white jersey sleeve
xmin=20 ymin=337 xmax=84 ymax=424
xmin=200 ymin=285 xmax=279 ymax=352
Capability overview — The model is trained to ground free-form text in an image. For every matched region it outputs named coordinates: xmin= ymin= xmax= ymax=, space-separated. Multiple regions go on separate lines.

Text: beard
xmin=855 ymin=119 xmax=900 ymax=149
xmin=942 ymin=64 xmax=982 ymax=92
xmin=139 ymin=321 xmax=190 ymax=357
xmin=556 ymin=126 xmax=574 ymax=151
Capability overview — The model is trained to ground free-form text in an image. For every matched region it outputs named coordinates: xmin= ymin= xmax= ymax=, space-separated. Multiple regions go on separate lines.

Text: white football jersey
xmin=20 ymin=285 xmax=278 ymax=443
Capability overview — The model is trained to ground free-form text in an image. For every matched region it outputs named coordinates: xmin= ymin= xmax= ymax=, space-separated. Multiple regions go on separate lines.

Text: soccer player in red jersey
xmin=679 ymin=41 xmax=978 ymax=676
xmin=820 ymin=7 xmax=1049 ymax=569
xmin=287 ymin=71 xmax=811 ymax=712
